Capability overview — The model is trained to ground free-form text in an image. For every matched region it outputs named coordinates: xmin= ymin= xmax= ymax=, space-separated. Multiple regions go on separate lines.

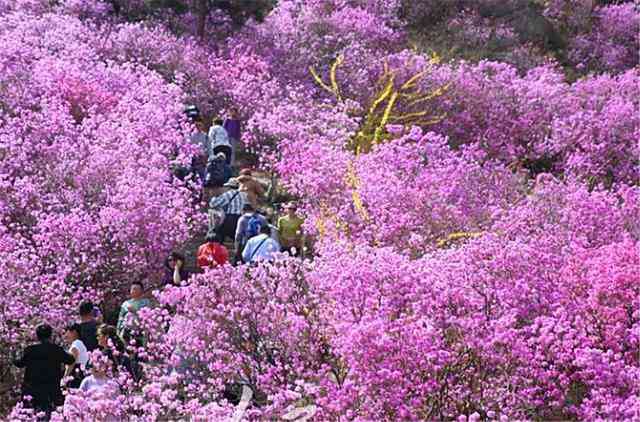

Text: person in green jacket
xmin=116 ymin=281 xmax=151 ymax=344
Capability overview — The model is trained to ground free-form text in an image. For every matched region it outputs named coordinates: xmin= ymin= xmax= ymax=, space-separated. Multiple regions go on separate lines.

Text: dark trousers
xmin=215 ymin=214 xmax=240 ymax=244
xmin=22 ymin=383 xmax=63 ymax=412
xmin=67 ymin=367 xmax=85 ymax=389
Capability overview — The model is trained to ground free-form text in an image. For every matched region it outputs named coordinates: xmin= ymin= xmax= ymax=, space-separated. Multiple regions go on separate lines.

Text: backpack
xmin=246 ymin=214 xmax=264 ymax=239
xmin=197 ymin=242 xmax=221 ymax=269
xmin=204 ymin=156 xmax=225 ymax=187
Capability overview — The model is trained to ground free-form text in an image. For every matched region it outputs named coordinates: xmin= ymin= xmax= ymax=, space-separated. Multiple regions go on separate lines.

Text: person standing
xmin=204 ymin=119 xmax=232 ymax=203
xmin=95 ymin=324 xmax=141 ymax=380
xmin=234 ymin=204 xmax=267 ymax=263
xmin=13 ymin=324 xmax=75 ymax=412
xmin=277 ymin=203 xmax=305 ymax=256
xmin=242 ymin=224 xmax=281 ymax=264
xmin=78 ymin=301 xmax=99 ymax=352
xmin=62 ymin=323 xmax=89 ymax=389
xmin=209 ymin=181 xmax=249 ymax=245
xmin=163 ymin=251 xmax=189 ymax=286
xmin=223 ymin=107 xmax=241 ymax=166
xmin=78 ymin=350 xmax=115 ymax=394
xmin=116 ymin=282 xmax=151 ymax=343
xmin=185 ymin=105 xmax=209 ymax=182
xmin=208 ymin=117 xmax=232 ymax=165
xmin=236 ymin=169 xmax=266 ymax=208
xmin=204 ymin=151 xmax=230 ymax=189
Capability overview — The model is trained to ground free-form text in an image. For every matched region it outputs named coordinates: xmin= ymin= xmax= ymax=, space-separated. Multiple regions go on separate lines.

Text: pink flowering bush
xmin=239 ymin=0 xmax=405 ymax=82
xmin=150 ymin=260 xmax=332 ymax=419
xmin=569 ymin=3 xmax=639 ymax=73
xmin=0 ymin=6 xmax=200 ymax=407
xmin=422 ymin=62 xmax=639 ymax=184
xmin=544 ymin=1 xmax=639 ymax=74
xmin=1 ymin=0 xmax=638 ymax=420
xmin=280 ymin=128 xmax=524 ymax=254
xmin=306 ymin=177 xmax=639 ymax=420
xmin=349 ymin=131 xmax=523 ymax=252
xmin=0 ymin=0 xmax=111 ymax=17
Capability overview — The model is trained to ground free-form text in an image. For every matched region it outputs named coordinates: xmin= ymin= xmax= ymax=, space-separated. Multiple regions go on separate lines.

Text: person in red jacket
xmin=197 ymin=233 xmax=229 ymax=269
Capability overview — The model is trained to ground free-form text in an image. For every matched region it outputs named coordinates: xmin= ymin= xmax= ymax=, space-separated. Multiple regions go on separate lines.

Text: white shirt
xmin=242 ymin=234 xmax=281 ymax=263
xmin=207 ymin=125 xmax=230 ymax=156
xmin=79 ymin=375 xmax=110 ymax=393
xmin=69 ymin=339 xmax=89 ymax=370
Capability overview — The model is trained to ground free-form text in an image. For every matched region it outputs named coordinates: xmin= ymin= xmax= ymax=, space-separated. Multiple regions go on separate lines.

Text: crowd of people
xmin=183 ymin=104 xmax=306 ymax=267
xmin=11 ymin=104 xmax=307 ymax=418
xmin=12 ymin=300 xmax=136 ymax=416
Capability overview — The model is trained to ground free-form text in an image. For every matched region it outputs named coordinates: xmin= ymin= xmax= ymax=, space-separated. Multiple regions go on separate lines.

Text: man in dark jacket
xmin=78 ymin=301 xmax=99 ymax=352
xmin=13 ymin=324 xmax=75 ymax=412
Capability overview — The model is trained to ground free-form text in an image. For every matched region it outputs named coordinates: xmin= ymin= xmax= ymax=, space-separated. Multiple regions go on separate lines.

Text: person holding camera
xmin=164 ymin=251 xmax=189 ymax=286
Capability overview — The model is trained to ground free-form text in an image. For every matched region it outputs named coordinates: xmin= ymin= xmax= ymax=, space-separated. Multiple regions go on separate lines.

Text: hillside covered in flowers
xmin=0 ymin=0 xmax=638 ymax=420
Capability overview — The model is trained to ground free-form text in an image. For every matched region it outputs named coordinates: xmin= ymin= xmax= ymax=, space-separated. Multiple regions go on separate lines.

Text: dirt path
xmin=180 ymin=170 xmax=279 ymax=275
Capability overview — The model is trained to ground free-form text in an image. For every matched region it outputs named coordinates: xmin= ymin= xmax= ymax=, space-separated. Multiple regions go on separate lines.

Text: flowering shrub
xmin=306 ymin=177 xmax=639 ymax=420
xmin=0 ymin=7 xmax=200 ymax=408
xmin=422 ymin=62 xmax=639 ymax=184
xmin=568 ymin=3 xmax=639 ymax=73
xmin=544 ymin=1 xmax=639 ymax=74
xmin=284 ymin=129 xmax=524 ymax=255
xmin=147 ymin=259 xmax=332 ymax=419
xmin=1 ymin=0 xmax=638 ymax=420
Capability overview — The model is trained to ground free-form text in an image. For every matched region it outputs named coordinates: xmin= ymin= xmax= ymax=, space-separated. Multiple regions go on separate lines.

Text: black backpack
xmin=205 ymin=157 xmax=226 ymax=187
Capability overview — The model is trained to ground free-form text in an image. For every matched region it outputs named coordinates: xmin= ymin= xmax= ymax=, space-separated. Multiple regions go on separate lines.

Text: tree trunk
xmin=197 ymin=0 xmax=209 ymax=39
xmin=110 ymin=0 xmax=121 ymax=15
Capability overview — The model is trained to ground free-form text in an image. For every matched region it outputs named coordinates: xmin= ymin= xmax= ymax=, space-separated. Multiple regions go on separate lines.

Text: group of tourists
xmin=202 ymin=182 xmax=305 ymax=265
xmin=11 ymin=104 xmax=306 ymax=418
xmin=182 ymin=104 xmax=306 ymax=267
xmin=178 ymin=104 xmax=239 ymax=192
xmin=12 ymin=298 xmax=142 ymax=415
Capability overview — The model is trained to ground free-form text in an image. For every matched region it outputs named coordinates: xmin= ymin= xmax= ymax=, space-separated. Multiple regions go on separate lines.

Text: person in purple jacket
xmin=223 ymin=107 xmax=241 ymax=166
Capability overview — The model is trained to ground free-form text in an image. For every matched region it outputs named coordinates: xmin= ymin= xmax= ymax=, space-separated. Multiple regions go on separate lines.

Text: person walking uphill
xmin=209 ymin=180 xmax=249 ymax=245
xmin=223 ymin=107 xmax=241 ymax=165
xmin=236 ymin=169 xmax=266 ymax=208
xmin=242 ymin=224 xmax=281 ymax=264
xmin=197 ymin=233 xmax=229 ymax=269
xmin=204 ymin=152 xmax=231 ymax=189
xmin=13 ymin=324 xmax=75 ymax=413
xmin=185 ymin=105 xmax=209 ymax=182
xmin=235 ymin=203 xmax=267 ymax=263
xmin=208 ymin=117 xmax=232 ymax=165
